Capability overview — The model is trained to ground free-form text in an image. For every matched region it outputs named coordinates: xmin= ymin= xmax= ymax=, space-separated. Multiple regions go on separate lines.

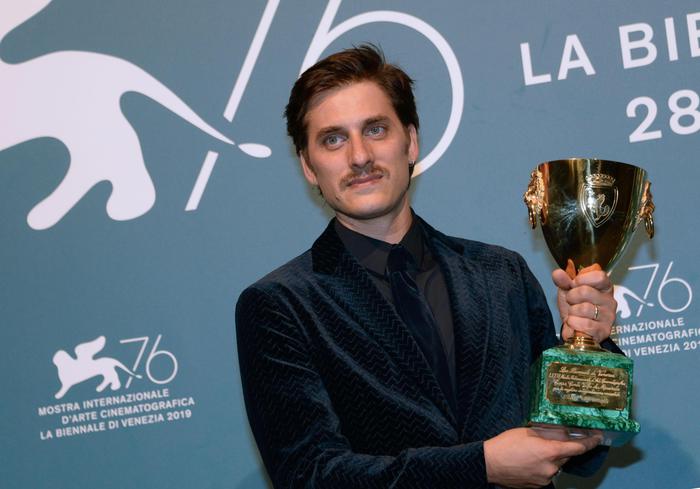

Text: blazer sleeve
xmin=236 ymin=285 xmax=491 ymax=489
xmin=518 ymin=254 xmax=559 ymax=358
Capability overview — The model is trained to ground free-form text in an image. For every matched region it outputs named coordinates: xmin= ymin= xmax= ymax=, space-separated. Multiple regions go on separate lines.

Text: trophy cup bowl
xmin=524 ymin=158 xmax=654 ymax=446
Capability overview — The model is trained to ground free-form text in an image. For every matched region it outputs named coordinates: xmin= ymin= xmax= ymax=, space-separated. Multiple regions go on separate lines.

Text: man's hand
xmin=483 ymin=427 xmax=601 ymax=488
xmin=552 ymin=264 xmax=617 ymax=344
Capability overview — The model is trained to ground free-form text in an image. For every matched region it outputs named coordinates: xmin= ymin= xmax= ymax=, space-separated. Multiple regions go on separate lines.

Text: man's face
xmin=300 ymin=81 xmax=419 ymax=224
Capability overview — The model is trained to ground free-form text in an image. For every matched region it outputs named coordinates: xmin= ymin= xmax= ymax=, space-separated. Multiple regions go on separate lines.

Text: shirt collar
xmin=334 ymin=214 xmax=425 ymax=276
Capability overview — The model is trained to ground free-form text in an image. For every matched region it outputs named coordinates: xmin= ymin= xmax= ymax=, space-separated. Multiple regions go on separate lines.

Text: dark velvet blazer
xmin=236 ymin=217 xmax=602 ymax=488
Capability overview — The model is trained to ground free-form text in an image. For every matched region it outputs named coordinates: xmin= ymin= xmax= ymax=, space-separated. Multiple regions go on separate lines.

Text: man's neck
xmin=335 ymin=201 xmax=413 ymax=244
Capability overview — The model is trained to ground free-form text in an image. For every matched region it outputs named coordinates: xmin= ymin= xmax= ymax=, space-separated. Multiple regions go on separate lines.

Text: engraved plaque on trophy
xmin=524 ymin=158 xmax=655 ymax=446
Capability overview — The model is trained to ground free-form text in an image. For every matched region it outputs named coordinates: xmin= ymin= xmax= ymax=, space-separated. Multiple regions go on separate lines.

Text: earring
xmin=408 ymin=160 xmax=416 ymax=167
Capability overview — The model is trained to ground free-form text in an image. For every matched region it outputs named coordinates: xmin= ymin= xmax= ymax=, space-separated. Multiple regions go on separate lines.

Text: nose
xmin=348 ymin=133 xmax=372 ymax=169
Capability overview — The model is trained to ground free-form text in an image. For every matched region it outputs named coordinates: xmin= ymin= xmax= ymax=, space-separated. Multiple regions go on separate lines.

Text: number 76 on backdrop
xmin=615 ymin=262 xmax=693 ymax=319
xmin=186 ymin=0 xmax=464 ymax=212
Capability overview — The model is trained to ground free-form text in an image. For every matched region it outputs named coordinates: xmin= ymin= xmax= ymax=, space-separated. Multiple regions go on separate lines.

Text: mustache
xmin=342 ymin=165 xmax=387 ymax=186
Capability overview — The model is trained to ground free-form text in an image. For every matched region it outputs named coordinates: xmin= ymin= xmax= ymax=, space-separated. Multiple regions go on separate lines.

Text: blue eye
xmin=366 ymin=125 xmax=386 ymax=137
xmin=323 ymin=134 xmax=345 ymax=148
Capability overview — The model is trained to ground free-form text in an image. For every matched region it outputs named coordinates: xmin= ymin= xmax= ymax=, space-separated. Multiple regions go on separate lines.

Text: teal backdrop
xmin=2 ymin=1 xmax=699 ymax=488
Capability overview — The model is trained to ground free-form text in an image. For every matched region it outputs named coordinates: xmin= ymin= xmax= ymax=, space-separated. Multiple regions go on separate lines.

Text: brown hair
xmin=285 ymin=44 xmax=419 ymax=155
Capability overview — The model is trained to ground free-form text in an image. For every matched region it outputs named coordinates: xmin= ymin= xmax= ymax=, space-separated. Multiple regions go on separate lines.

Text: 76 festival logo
xmin=52 ymin=334 xmax=178 ymax=399
xmin=614 ymin=261 xmax=693 ymax=319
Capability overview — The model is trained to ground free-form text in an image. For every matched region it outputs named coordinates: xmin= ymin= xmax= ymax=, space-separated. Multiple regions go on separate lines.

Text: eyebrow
xmin=316 ymin=125 xmax=344 ymax=140
xmin=363 ymin=116 xmax=391 ymax=127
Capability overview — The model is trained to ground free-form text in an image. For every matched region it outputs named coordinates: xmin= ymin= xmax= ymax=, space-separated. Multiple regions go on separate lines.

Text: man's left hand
xmin=552 ymin=264 xmax=617 ymax=344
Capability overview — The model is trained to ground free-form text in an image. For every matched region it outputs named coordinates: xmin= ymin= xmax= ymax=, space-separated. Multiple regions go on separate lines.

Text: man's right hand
xmin=483 ymin=427 xmax=601 ymax=488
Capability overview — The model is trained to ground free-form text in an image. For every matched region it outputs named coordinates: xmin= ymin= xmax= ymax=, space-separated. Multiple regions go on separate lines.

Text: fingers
xmin=531 ymin=426 xmax=571 ymax=442
xmin=565 ymin=315 xmax=613 ymax=343
xmin=553 ymin=264 xmax=611 ymax=292
xmin=552 ymin=268 xmax=574 ymax=290
xmin=577 ymin=263 xmax=603 ymax=274
xmin=566 ymin=301 xmax=613 ymax=323
xmin=564 ymin=285 xmax=616 ymax=333
xmin=572 ymin=268 xmax=612 ymax=293
xmin=573 ymin=433 xmax=602 ymax=453
xmin=485 ymin=428 xmax=571 ymax=488
xmin=550 ymin=436 xmax=600 ymax=458
xmin=542 ymin=464 xmax=563 ymax=486
xmin=484 ymin=427 xmax=599 ymax=488
xmin=540 ymin=436 xmax=600 ymax=485
xmin=565 ymin=283 xmax=614 ymax=307
xmin=557 ymin=265 xmax=617 ymax=343
xmin=531 ymin=428 xmax=600 ymax=458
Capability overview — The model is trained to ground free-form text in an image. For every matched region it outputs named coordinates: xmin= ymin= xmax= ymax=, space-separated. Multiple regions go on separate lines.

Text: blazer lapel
xmin=312 ymin=221 xmax=457 ymax=426
xmin=421 ymin=219 xmax=510 ymax=438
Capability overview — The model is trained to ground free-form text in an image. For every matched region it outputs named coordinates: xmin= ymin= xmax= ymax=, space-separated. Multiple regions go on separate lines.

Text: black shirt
xmin=334 ymin=217 xmax=456 ymax=390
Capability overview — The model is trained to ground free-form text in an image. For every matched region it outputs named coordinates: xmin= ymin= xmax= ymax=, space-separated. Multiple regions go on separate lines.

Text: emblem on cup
xmin=580 ymin=173 xmax=618 ymax=228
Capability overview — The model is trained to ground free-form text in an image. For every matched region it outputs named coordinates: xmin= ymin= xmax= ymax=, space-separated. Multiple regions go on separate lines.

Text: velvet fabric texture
xmin=236 ymin=217 xmax=605 ymax=488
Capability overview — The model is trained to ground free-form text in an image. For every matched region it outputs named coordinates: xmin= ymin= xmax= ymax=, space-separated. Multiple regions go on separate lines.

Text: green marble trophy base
xmin=528 ymin=344 xmax=641 ymax=447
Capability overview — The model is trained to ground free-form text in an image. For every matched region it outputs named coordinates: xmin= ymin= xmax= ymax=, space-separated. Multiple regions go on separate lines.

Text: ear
xmin=299 ymin=151 xmax=318 ymax=186
xmin=407 ymin=124 xmax=419 ymax=163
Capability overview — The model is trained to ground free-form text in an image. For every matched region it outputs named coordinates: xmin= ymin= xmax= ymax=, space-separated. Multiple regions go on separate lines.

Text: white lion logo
xmin=1 ymin=0 xmax=269 ymax=230
xmin=53 ymin=336 xmax=140 ymax=399
xmin=614 ymin=284 xmax=652 ymax=319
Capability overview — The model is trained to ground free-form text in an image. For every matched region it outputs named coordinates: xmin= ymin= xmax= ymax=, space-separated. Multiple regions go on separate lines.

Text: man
xmin=236 ymin=45 xmax=618 ymax=488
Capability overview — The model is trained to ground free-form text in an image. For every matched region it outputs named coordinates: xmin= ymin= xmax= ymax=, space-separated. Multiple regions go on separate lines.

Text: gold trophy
xmin=524 ymin=158 xmax=654 ymax=446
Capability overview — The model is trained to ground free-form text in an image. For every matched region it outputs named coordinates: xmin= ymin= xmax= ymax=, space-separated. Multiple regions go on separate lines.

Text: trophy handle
xmin=524 ymin=169 xmax=545 ymax=228
xmin=639 ymin=181 xmax=655 ymax=239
